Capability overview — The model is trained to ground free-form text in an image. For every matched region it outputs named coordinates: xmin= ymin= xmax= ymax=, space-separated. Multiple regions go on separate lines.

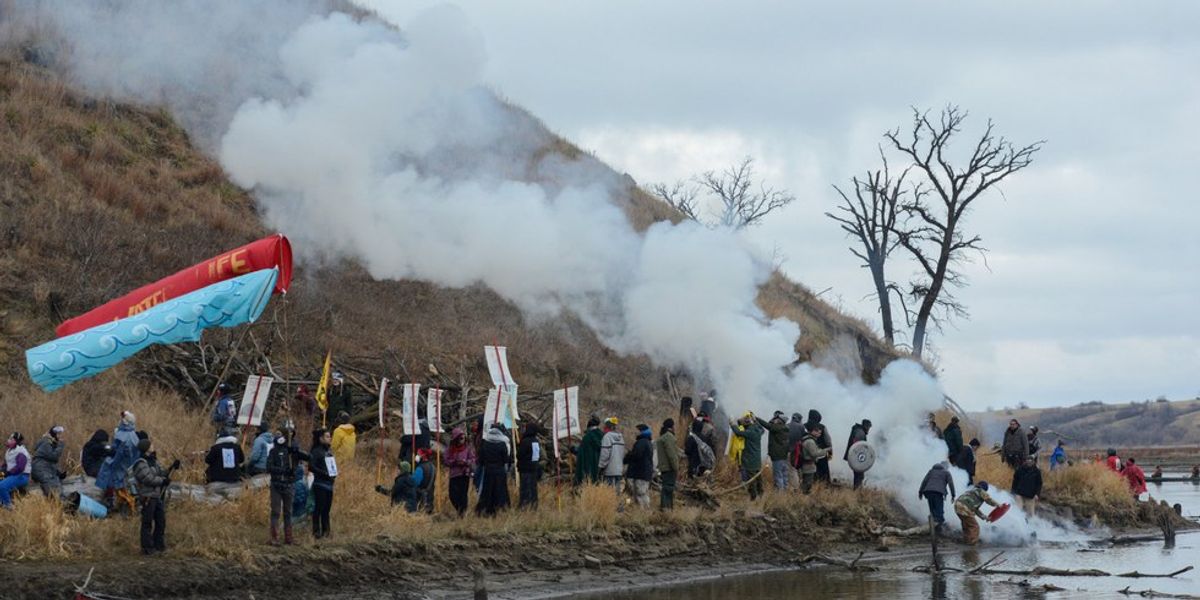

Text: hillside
xmin=0 ymin=49 xmax=900 ymax=424
xmin=971 ymin=398 xmax=1200 ymax=448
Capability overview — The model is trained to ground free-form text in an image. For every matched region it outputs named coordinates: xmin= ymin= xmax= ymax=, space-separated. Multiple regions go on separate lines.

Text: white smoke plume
xmin=8 ymin=1 xmax=1052 ymax=543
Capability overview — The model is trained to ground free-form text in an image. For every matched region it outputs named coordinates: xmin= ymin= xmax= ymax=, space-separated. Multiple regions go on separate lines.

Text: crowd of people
xmin=4 ymin=383 xmax=1199 ymax=556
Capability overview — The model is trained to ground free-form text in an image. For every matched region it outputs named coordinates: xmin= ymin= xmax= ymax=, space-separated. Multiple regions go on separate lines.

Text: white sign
xmin=484 ymin=345 xmax=517 ymax=389
xmin=325 ymin=455 xmax=338 ymax=477
xmin=236 ymin=375 xmax=273 ymax=427
xmin=401 ymin=383 xmax=421 ymax=436
xmin=378 ymin=377 xmax=390 ymax=428
xmin=483 ymin=386 xmax=518 ymax=429
xmin=551 ymin=386 xmax=582 ymax=457
xmin=426 ymin=388 xmax=444 ymax=432
xmin=221 ymin=448 xmax=236 ymax=469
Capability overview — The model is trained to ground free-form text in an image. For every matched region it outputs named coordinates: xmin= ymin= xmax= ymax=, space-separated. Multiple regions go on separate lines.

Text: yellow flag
xmin=315 ymin=350 xmax=332 ymax=412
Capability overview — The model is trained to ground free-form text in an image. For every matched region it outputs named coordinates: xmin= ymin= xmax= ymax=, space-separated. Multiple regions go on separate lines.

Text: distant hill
xmin=971 ymin=398 xmax=1200 ymax=448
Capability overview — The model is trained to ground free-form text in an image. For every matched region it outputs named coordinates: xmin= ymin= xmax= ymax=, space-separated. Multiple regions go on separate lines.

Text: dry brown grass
xmin=972 ymin=451 xmax=1138 ymax=523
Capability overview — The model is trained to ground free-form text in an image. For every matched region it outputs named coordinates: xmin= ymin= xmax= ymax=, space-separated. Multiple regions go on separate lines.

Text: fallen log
xmin=977 ymin=565 xmax=1193 ymax=579
xmin=797 ymin=551 xmax=878 ymax=572
xmin=1116 ymin=566 xmax=1193 ymax=578
xmin=1118 ymin=587 xmax=1200 ymax=599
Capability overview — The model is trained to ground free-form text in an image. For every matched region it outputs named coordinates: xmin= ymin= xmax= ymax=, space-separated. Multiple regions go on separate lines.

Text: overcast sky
xmin=360 ymin=1 xmax=1199 ymax=410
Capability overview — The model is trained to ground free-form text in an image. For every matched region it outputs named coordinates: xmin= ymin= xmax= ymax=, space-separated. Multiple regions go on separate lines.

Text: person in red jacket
xmin=1105 ymin=448 xmax=1122 ymax=472
xmin=1122 ymin=457 xmax=1147 ymax=499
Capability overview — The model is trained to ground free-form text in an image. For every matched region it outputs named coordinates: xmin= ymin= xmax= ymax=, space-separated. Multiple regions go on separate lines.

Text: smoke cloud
xmin=8 ymin=1 xmax=1054 ymax=542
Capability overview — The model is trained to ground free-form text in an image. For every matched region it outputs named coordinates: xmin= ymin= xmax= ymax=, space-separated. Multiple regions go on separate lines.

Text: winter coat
xmin=517 ymin=434 xmax=543 ymax=473
xmin=943 ymin=422 xmax=964 ymax=460
xmin=574 ymin=427 xmax=603 ymax=484
xmin=414 ymin=461 xmax=436 ymax=492
xmin=267 ymin=443 xmax=308 ymax=486
xmin=757 ymin=417 xmax=790 ymax=461
xmin=624 ymin=431 xmax=654 ymax=482
xmin=95 ymin=422 xmax=140 ymax=490
xmin=1011 ymin=463 xmax=1042 ymax=499
xmin=386 ymin=470 xmax=417 ymax=511
xmin=249 ymin=432 xmax=274 ymax=473
xmin=727 ymin=425 xmax=745 ymax=463
xmin=918 ymin=463 xmax=956 ymax=499
xmin=805 ymin=410 xmax=833 ymax=454
xmin=3 ymin=446 xmax=31 ymax=476
xmin=843 ymin=424 xmax=868 ymax=461
xmin=326 ymin=384 xmax=353 ymax=418
xmin=445 ymin=440 xmax=477 ymax=479
xmin=1027 ymin=433 xmax=1041 ymax=459
xmin=797 ymin=434 xmax=822 ymax=475
xmin=1123 ymin=464 xmax=1147 ymax=495
xmin=80 ymin=430 xmax=110 ymax=478
xmin=1049 ymin=446 xmax=1067 ymax=470
xmin=698 ymin=421 xmax=718 ymax=457
xmin=331 ymin=424 xmax=357 ymax=464
xmin=1002 ymin=426 xmax=1030 ymax=462
xmin=955 ymin=486 xmax=997 ymax=517
xmin=1106 ymin=455 xmax=1122 ymax=472
xmin=479 ymin=429 xmax=511 ymax=473
xmin=731 ymin=422 xmax=764 ymax=472
xmin=598 ymin=430 xmax=626 ymax=478
xmin=213 ymin=394 xmax=237 ymax=425
xmin=131 ymin=455 xmax=168 ymax=497
xmin=787 ymin=416 xmax=806 ymax=463
xmin=309 ymin=443 xmax=337 ymax=490
xmin=954 ymin=445 xmax=976 ymax=477
xmin=655 ymin=431 xmax=680 ymax=474
xmin=31 ymin=434 xmax=64 ymax=484
xmin=205 ymin=436 xmax=244 ymax=483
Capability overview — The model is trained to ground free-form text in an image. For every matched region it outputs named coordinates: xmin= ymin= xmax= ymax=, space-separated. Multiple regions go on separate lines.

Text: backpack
xmin=125 ymin=458 xmax=145 ymax=498
xmin=690 ymin=432 xmax=715 ymax=470
xmin=211 ymin=397 xmax=227 ymax=424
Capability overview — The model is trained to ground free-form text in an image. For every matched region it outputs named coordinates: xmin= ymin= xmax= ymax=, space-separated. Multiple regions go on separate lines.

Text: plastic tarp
xmin=27 ymin=268 xmax=278 ymax=392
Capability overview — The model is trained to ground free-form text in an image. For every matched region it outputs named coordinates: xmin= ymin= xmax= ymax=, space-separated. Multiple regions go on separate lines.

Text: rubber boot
xmin=269 ymin=524 xmax=280 ymax=546
xmin=284 ymin=524 xmax=295 ymax=545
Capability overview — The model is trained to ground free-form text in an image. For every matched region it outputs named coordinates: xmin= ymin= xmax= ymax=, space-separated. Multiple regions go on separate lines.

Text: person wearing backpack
xmin=129 ymin=438 xmax=178 ymax=555
xmin=794 ymin=423 xmax=824 ymax=494
xmin=685 ymin=419 xmax=715 ymax=479
xmin=211 ymin=383 xmax=236 ymax=431
xmin=267 ymin=430 xmax=309 ymax=545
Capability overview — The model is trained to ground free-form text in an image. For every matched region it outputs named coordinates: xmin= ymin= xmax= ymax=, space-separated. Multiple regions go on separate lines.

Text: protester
xmin=730 ymin=413 xmax=765 ymax=500
xmin=1190 ymin=465 xmax=1199 ymax=481
xmin=517 ymin=422 xmax=543 ymax=510
xmin=844 ymin=419 xmax=871 ymax=490
xmin=1027 ymin=426 xmax=1041 ymax=464
xmin=1 ymin=433 xmax=31 ymax=509
xmin=597 ymin=418 xmax=626 ymax=494
xmin=727 ymin=419 xmax=745 ymax=464
xmin=954 ymin=481 xmax=999 ymax=545
xmin=211 ymin=383 xmax=237 ymax=430
xmin=1105 ymin=448 xmax=1122 ymax=472
xmin=476 ymin=423 xmax=511 ymax=517
xmin=326 ymin=372 xmax=353 ymax=418
xmin=1001 ymin=419 xmax=1030 ymax=468
xmin=1011 ymin=457 xmax=1042 ymax=517
xmin=805 ymin=410 xmax=833 ymax=483
xmin=918 ymin=462 xmax=956 ymax=530
xmin=927 ymin=413 xmax=943 ymax=439
xmin=31 ymin=425 xmax=66 ymax=498
xmin=574 ymin=416 xmax=603 ymax=486
xmin=291 ymin=464 xmax=310 ymax=525
xmin=758 ymin=411 xmax=791 ymax=491
xmin=308 ymin=428 xmax=337 ymax=539
xmin=130 ymin=437 xmax=177 ymax=555
xmin=955 ymin=438 xmax=979 ymax=485
xmin=413 ymin=447 xmax=436 ymax=513
xmin=1150 ymin=465 xmax=1164 ymax=481
xmin=331 ymin=412 xmax=357 ymax=465
xmin=624 ymin=424 xmax=654 ymax=509
xmin=696 ymin=412 xmax=718 ymax=461
xmin=376 ymin=461 xmax=417 ymax=512
xmin=444 ymin=427 xmax=477 ymax=517
xmin=1122 ymin=457 xmax=1147 ymax=499
xmin=942 ymin=416 xmax=963 ymax=461
xmin=247 ymin=423 xmax=274 ymax=476
xmin=795 ymin=423 xmax=823 ymax=494
xmin=1049 ymin=440 xmax=1067 ymax=471
xmin=267 ymin=430 xmax=308 ymax=545
xmin=204 ymin=427 xmax=244 ymax=484
xmin=786 ymin=412 xmax=805 ymax=486
xmin=80 ymin=429 xmax=110 ymax=479
xmin=96 ymin=411 xmax=141 ymax=503
xmin=655 ymin=419 xmax=680 ymax=510
xmin=685 ymin=419 xmax=715 ymax=479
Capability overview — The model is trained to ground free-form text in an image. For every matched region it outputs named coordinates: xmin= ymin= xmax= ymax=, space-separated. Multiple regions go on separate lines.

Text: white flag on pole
xmin=483 ymin=386 xmax=518 ymax=429
xmin=551 ymin=386 xmax=581 ymax=457
xmin=378 ymin=377 xmax=390 ymax=428
xmin=426 ymin=388 xmax=444 ymax=432
xmin=237 ymin=375 xmax=273 ymax=427
xmin=401 ymin=383 xmax=421 ymax=436
xmin=484 ymin=345 xmax=516 ymax=388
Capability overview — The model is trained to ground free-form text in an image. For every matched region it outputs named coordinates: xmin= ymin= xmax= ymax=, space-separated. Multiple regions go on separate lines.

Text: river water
xmin=576 ymin=479 xmax=1200 ymax=600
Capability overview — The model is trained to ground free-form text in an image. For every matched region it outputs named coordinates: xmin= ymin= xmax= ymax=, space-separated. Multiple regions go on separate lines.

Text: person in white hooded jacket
xmin=597 ymin=418 xmax=626 ymax=491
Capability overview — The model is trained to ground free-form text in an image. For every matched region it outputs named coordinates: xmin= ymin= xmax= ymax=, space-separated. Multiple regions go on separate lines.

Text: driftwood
xmin=1119 ymin=588 xmax=1200 ymax=599
xmin=977 ymin=564 xmax=1193 ymax=579
xmin=797 ymin=551 xmax=878 ymax=572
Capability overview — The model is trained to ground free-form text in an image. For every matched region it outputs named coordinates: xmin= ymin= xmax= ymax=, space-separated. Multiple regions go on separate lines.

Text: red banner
xmin=55 ymin=234 xmax=293 ymax=337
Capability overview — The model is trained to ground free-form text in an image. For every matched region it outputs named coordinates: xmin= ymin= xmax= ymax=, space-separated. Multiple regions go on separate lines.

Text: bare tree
xmin=652 ymin=157 xmax=794 ymax=229
xmin=884 ymin=106 xmax=1043 ymax=358
xmin=825 ymin=151 xmax=909 ymax=345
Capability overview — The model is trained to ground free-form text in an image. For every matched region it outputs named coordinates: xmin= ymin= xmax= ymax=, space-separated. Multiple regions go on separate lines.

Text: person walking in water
xmin=954 ymin=481 xmax=999 ymax=545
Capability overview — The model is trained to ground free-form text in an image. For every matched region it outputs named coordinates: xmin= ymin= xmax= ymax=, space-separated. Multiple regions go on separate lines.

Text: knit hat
xmin=137 ymin=438 xmax=152 ymax=453
xmin=661 ymin=418 xmax=675 ymax=433
xmin=120 ymin=411 xmax=136 ymax=427
xmin=399 ymin=461 xmax=412 ymax=474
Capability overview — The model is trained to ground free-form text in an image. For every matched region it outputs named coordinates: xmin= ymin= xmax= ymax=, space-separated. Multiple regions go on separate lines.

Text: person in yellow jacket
xmin=727 ymin=414 xmax=748 ymax=464
xmin=331 ymin=412 xmax=357 ymax=465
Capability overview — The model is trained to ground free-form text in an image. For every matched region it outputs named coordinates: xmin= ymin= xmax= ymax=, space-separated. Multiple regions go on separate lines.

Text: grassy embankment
xmin=0 ymin=379 xmax=904 ymax=562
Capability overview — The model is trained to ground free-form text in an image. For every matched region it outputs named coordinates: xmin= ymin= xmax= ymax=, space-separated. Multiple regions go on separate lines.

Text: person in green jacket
xmin=757 ymin=411 xmax=791 ymax=491
xmin=573 ymin=416 xmax=603 ymax=485
xmin=655 ymin=419 xmax=681 ymax=510
xmin=730 ymin=413 xmax=765 ymax=500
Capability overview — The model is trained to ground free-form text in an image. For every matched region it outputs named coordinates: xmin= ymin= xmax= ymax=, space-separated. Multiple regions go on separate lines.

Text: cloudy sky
xmin=360 ymin=1 xmax=1199 ymax=410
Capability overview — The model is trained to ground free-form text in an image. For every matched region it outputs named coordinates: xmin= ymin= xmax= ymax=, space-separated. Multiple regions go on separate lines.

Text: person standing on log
xmin=918 ymin=462 xmax=956 ymax=532
xmin=954 ymin=481 xmax=998 ymax=546
xmin=942 ymin=416 xmax=963 ymax=462
xmin=1011 ymin=457 xmax=1042 ymax=517
xmin=1001 ymin=419 xmax=1030 ymax=469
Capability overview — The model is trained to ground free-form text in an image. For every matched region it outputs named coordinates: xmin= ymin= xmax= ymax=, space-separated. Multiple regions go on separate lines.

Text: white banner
xmin=377 ymin=377 xmax=390 ymax=428
xmin=426 ymin=388 xmax=444 ymax=432
xmin=236 ymin=375 xmax=273 ymax=427
xmin=401 ymin=383 xmax=421 ymax=436
xmin=483 ymin=386 xmax=518 ymax=429
xmin=552 ymin=386 xmax=582 ymax=456
xmin=484 ymin=345 xmax=517 ymax=388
